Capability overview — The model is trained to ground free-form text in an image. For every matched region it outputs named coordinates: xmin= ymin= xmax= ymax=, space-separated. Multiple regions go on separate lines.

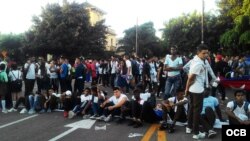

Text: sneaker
xmin=2 ymin=109 xmax=8 ymax=114
xmin=47 ymin=108 xmax=52 ymax=113
xmin=208 ymin=130 xmax=217 ymax=138
xmin=63 ymin=111 xmax=68 ymax=118
xmin=28 ymin=109 xmax=36 ymax=114
xmin=20 ymin=108 xmax=28 ymax=114
xmin=104 ymin=115 xmax=112 ymax=122
xmin=39 ymin=109 xmax=46 ymax=114
xmin=89 ymin=114 xmax=99 ymax=120
xmin=8 ymin=108 xmax=17 ymax=112
xmin=96 ymin=115 xmax=106 ymax=121
xmin=193 ymin=132 xmax=206 ymax=140
xmin=68 ymin=111 xmax=75 ymax=119
xmin=186 ymin=127 xmax=192 ymax=134
xmin=82 ymin=114 xmax=91 ymax=119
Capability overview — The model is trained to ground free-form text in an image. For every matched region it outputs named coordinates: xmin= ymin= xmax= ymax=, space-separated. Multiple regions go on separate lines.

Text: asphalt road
xmin=0 ymin=82 xmax=235 ymax=141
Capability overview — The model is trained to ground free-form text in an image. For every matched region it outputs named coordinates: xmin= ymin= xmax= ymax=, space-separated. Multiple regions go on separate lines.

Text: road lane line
xmin=0 ymin=114 xmax=38 ymax=129
xmin=158 ymin=130 xmax=167 ymax=141
xmin=141 ymin=124 xmax=158 ymax=141
xmin=48 ymin=127 xmax=78 ymax=141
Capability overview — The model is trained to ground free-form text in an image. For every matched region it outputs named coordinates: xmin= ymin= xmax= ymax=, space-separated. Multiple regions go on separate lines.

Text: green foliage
xmin=120 ymin=22 xmax=163 ymax=57
xmin=162 ymin=12 xmax=224 ymax=54
xmin=23 ymin=1 xmax=107 ymax=59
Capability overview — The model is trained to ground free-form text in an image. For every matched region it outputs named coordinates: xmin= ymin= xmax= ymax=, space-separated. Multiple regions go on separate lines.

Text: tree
xmin=218 ymin=0 xmax=250 ymax=55
xmin=162 ymin=12 xmax=223 ymax=54
xmin=23 ymin=1 xmax=107 ymax=59
xmin=120 ymin=22 xmax=163 ymax=57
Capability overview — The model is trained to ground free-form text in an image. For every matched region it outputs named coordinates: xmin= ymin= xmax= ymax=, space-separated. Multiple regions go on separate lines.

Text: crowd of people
xmin=0 ymin=43 xmax=250 ymax=140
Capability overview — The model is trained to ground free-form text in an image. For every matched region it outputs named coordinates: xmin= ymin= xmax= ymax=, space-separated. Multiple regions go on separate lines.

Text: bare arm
xmin=185 ymin=74 xmax=196 ymax=96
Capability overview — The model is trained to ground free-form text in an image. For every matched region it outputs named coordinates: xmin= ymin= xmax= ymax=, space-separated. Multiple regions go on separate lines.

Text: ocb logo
xmin=226 ymin=129 xmax=247 ymax=136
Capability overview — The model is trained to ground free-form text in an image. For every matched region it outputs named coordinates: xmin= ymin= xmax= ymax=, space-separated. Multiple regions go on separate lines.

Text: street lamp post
xmin=201 ymin=0 xmax=204 ymax=44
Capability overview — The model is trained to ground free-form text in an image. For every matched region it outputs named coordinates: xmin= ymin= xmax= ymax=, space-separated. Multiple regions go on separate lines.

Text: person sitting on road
xmin=159 ymin=88 xmax=188 ymax=133
xmin=226 ymin=90 xmax=250 ymax=125
xmin=96 ymin=87 xmax=128 ymax=122
xmin=89 ymin=86 xmax=105 ymax=119
xmin=62 ymin=90 xmax=74 ymax=118
xmin=126 ymin=89 xmax=145 ymax=128
xmin=68 ymin=88 xmax=92 ymax=119
xmin=200 ymin=89 xmax=225 ymax=138
xmin=39 ymin=88 xmax=58 ymax=113
xmin=28 ymin=91 xmax=42 ymax=114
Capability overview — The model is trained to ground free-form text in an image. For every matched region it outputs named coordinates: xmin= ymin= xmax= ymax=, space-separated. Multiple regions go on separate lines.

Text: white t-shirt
xmin=110 ymin=61 xmax=118 ymax=74
xmin=188 ymin=56 xmax=206 ymax=93
xmin=132 ymin=93 xmax=151 ymax=101
xmin=80 ymin=94 xmax=91 ymax=102
xmin=227 ymin=101 xmax=250 ymax=119
xmin=164 ymin=55 xmax=183 ymax=76
xmin=125 ymin=60 xmax=132 ymax=75
xmin=24 ymin=63 xmax=36 ymax=79
xmin=8 ymin=70 xmax=22 ymax=81
xmin=168 ymin=97 xmax=188 ymax=113
xmin=109 ymin=94 xmax=128 ymax=105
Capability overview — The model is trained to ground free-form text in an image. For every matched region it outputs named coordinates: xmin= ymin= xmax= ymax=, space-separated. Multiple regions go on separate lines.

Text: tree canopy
xmin=23 ymin=1 xmax=107 ymax=59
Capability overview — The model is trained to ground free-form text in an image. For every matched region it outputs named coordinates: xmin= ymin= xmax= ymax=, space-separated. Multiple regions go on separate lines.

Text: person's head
xmin=75 ymin=57 xmax=80 ymax=65
xmin=133 ymin=89 xmax=141 ymax=100
xmin=11 ymin=63 xmax=18 ymax=70
xmin=176 ymin=88 xmax=185 ymax=100
xmin=91 ymin=86 xmax=98 ymax=96
xmin=0 ymin=63 xmax=5 ymax=71
xmin=113 ymin=86 xmax=121 ymax=98
xmin=196 ymin=44 xmax=209 ymax=60
xmin=170 ymin=46 xmax=178 ymax=55
xmin=83 ymin=87 xmax=91 ymax=95
xmin=59 ymin=56 xmax=65 ymax=64
xmin=48 ymin=88 xmax=54 ymax=95
xmin=234 ymin=90 xmax=246 ymax=103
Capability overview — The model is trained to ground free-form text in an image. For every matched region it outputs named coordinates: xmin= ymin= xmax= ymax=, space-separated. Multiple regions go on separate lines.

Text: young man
xmin=200 ymin=89 xmax=225 ymax=138
xmin=164 ymin=46 xmax=183 ymax=100
xmin=226 ymin=90 xmax=250 ymax=125
xmin=97 ymin=87 xmax=128 ymax=122
xmin=185 ymin=44 xmax=209 ymax=140
xmin=160 ymin=88 xmax=188 ymax=133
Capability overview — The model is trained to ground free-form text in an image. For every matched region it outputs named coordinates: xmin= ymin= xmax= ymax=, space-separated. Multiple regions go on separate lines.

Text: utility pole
xmin=135 ymin=17 xmax=138 ymax=57
xmin=201 ymin=0 xmax=204 ymax=44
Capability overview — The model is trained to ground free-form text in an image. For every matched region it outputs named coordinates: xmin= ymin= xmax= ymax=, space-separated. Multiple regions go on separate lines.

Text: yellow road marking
xmin=158 ymin=130 xmax=167 ymax=141
xmin=141 ymin=124 xmax=158 ymax=141
xmin=141 ymin=124 xmax=167 ymax=141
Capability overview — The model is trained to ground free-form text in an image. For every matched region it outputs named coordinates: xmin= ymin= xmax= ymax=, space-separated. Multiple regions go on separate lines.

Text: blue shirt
xmin=201 ymin=96 xmax=219 ymax=114
xmin=60 ymin=63 xmax=68 ymax=78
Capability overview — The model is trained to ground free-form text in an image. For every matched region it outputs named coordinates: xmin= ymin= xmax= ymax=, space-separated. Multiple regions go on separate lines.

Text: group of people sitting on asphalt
xmin=0 ymin=43 xmax=250 ymax=140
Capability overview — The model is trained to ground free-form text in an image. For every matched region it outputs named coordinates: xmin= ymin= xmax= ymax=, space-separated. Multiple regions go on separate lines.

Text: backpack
xmin=232 ymin=100 xmax=249 ymax=114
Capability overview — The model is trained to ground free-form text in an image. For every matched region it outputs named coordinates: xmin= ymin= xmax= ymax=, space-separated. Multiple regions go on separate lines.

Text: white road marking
xmin=49 ymin=119 xmax=96 ymax=141
xmin=65 ymin=119 xmax=96 ymax=129
xmin=48 ymin=127 xmax=78 ymax=141
xmin=0 ymin=114 xmax=38 ymax=129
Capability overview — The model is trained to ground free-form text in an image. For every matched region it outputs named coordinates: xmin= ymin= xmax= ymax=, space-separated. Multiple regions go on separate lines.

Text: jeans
xmin=164 ymin=75 xmax=181 ymax=100
xmin=29 ymin=95 xmax=40 ymax=110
